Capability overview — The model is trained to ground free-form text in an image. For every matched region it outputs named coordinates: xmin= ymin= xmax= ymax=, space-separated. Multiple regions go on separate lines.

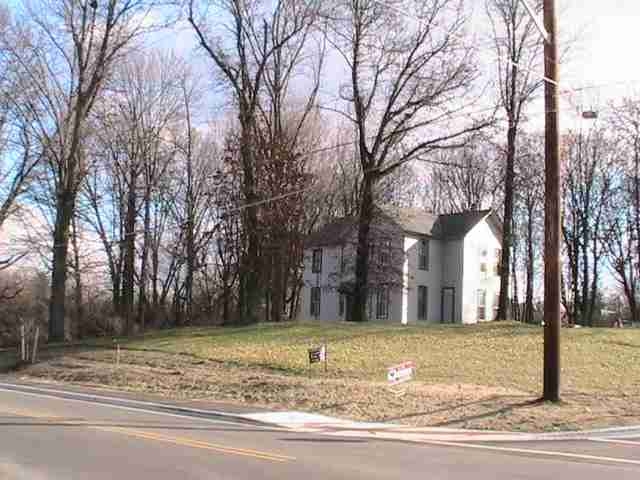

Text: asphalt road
xmin=0 ymin=382 xmax=639 ymax=479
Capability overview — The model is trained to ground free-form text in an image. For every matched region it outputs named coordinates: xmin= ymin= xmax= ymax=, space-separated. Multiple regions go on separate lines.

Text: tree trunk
xmin=48 ymin=191 xmax=75 ymax=342
xmin=122 ymin=173 xmax=137 ymax=335
xmin=524 ymin=203 xmax=534 ymax=324
xmin=137 ymin=187 xmax=152 ymax=331
xmin=71 ymin=213 xmax=83 ymax=340
xmin=270 ymin=246 xmax=284 ymax=323
xmin=498 ymin=117 xmax=517 ymax=321
xmin=511 ymin=236 xmax=519 ymax=322
xmin=236 ymin=126 xmax=261 ymax=325
xmin=350 ymin=174 xmax=375 ymax=323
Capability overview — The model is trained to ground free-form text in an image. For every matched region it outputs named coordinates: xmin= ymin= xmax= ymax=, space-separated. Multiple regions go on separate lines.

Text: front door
xmin=441 ymin=287 xmax=455 ymax=323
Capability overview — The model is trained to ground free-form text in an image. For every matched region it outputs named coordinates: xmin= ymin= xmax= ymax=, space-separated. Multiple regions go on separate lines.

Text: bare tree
xmin=0 ymin=7 xmax=42 ymax=234
xmin=187 ymin=0 xmax=320 ymax=323
xmin=514 ymin=132 xmax=544 ymax=324
xmin=562 ymin=127 xmax=617 ymax=326
xmin=486 ymin=0 xmax=544 ymax=321
xmin=603 ymin=98 xmax=640 ymax=323
xmin=6 ymin=0 xmax=159 ymax=341
xmin=429 ymin=136 xmax=502 ymax=213
xmin=325 ymin=0 xmax=490 ymax=322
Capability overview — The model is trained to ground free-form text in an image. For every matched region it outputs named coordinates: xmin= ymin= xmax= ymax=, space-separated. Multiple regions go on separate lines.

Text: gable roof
xmin=305 ymin=216 xmax=356 ymax=248
xmin=434 ymin=210 xmax=493 ymax=240
xmin=305 ymin=207 xmax=500 ymax=247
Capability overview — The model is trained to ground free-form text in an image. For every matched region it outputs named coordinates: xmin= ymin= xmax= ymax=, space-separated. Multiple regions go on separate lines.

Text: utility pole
xmin=542 ymin=0 xmax=561 ymax=402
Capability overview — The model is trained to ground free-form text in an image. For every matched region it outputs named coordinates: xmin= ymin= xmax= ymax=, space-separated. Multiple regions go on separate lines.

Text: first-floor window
xmin=376 ymin=287 xmax=389 ymax=320
xmin=310 ymin=287 xmax=321 ymax=317
xmin=477 ymin=289 xmax=486 ymax=321
xmin=493 ymin=292 xmax=499 ymax=320
xmin=339 ymin=293 xmax=345 ymax=317
xmin=417 ymin=285 xmax=428 ymax=321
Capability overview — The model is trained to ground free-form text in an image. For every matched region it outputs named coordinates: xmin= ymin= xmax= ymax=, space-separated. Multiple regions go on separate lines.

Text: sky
xmin=565 ymin=0 xmax=640 ymax=104
xmin=142 ymin=1 xmax=640 ymax=130
xmin=4 ymin=0 xmax=640 ymax=292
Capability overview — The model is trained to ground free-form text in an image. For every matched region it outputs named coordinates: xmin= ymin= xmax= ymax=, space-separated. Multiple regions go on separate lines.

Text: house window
xmin=312 ymin=248 xmax=322 ymax=273
xmin=477 ymin=290 xmax=486 ymax=321
xmin=339 ymin=293 xmax=345 ymax=317
xmin=417 ymin=285 xmax=428 ymax=321
xmin=494 ymin=249 xmax=502 ymax=276
xmin=493 ymin=292 xmax=499 ymax=320
xmin=419 ymin=239 xmax=429 ymax=270
xmin=480 ymin=262 xmax=487 ymax=276
xmin=376 ymin=287 xmax=389 ymax=320
xmin=310 ymin=287 xmax=321 ymax=317
xmin=379 ymin=240 xmax=391 ymax=267
xmin=340 ymin=245 xmax=346 ymax=274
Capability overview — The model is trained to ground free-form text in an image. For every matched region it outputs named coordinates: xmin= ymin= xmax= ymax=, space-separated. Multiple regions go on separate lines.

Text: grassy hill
xmin=7 ymin=321 xmax=640 ymax=432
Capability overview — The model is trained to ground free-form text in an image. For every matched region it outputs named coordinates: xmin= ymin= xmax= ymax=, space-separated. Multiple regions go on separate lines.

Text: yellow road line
xmin=97 ymin=426 xmax=294 ymax=463
xmin=0 ymin=405 xmax=294 ymax=463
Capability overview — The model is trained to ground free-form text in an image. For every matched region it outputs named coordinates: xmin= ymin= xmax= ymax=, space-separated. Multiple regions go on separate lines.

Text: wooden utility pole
xmin=542 ymin=0 xmax=561 ymax=402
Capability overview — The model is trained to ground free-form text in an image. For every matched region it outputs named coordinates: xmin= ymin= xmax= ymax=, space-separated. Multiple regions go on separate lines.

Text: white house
xmin=298 ymin=207 xmax=502 ymax=324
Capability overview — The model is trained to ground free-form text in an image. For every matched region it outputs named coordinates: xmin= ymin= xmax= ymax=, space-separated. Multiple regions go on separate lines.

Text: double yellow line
xmin=0 ymin=405 xmax=294 ymax=464
xmin=96 ymin=426 xmax=294 ymax=463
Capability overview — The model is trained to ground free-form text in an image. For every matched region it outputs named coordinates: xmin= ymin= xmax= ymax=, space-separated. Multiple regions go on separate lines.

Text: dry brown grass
xmin=11 ymin=321 xmax=640 ymax=432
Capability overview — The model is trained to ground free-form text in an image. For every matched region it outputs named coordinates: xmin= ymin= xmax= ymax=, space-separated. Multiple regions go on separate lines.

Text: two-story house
xmin=299 ymin=207 xmax=502 ymax=324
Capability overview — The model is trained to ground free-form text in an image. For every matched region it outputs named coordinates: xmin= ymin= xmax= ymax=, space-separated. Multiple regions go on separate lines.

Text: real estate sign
xmin=387 ymin=361 xmax=415 ymax=385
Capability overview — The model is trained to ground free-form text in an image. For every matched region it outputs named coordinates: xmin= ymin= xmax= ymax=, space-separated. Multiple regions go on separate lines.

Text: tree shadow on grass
xmin=431 ymin=397 xmax=543 ymax=427
xmin=376 ymin=395 xmax=539 ymax=425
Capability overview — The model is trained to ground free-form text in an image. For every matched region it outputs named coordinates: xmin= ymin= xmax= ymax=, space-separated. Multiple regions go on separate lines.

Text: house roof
xmin=434 ymin=210 xmax=494 ymax=240
xmin=305 ymin=207 xmax=500 ymax=247
xmin=305 ymin=216 xmax=356 ymax=247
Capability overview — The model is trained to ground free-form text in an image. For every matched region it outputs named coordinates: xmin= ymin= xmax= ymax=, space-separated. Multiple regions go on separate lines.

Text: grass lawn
xmin=9 ymin=321 xmax=640 ymax=432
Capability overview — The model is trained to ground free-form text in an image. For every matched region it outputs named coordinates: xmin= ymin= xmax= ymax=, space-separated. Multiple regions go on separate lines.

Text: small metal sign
xmin=308 ymin=344 xmax=327 ymax=364
xmin=387 ymin=361 xmax=415 ymax=397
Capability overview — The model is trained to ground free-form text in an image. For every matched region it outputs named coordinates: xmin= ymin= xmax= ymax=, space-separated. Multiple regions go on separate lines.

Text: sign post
xmin=308 ymin=344 xmax=327 ymax=373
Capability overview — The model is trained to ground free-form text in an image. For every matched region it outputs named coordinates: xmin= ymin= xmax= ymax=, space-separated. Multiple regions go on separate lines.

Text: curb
xmin=2 ymin=380 xmax=640 ymax=443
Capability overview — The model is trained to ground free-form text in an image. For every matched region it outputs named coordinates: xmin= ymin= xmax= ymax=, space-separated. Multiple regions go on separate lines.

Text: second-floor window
xmin=379 ymin=240 xmax=391 ymax=267
xmin=494 ymin=249 xmax=502 ymax=276
xmin=312 ymin=248 xmax=322 ymax=273
xmin=480 ymin=262 xmax=487 ymax=276
xmin=419 ymin=239 xmax=429 ymax=271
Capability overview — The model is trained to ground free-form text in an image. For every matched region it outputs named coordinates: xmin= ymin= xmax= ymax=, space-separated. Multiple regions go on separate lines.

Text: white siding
xmin=461 ymin=219 xmax=501 ymax=324
xmin=299 ymin=214 xmax=501 ymax=325
xmin=299 ymin=246 xmax=342 ymax=321
xmin=299 ymin=237 xmax=405 ymax=322
xmin=403 ymin=236 xmax=442 ymax=323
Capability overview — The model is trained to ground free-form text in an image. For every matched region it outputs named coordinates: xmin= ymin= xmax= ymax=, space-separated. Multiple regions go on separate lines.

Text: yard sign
xmin=387 ymin=361 xmax=415 ymax=397
xmin=308 ymin=344 xmax=327 ymax=372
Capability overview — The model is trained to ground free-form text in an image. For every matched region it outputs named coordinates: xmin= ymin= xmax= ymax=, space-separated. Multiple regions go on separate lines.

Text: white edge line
xmin=591 ymin=438 xmax=640 ymax=447
xmin=0 ymin=383 xmax=279 ymax=430
xmin=416 ymin=438 xmax=640 ymax=466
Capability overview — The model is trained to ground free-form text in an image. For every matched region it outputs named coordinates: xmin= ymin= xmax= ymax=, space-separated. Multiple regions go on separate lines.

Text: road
xmin=0 ymin=381 xmax=639 ymax=479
